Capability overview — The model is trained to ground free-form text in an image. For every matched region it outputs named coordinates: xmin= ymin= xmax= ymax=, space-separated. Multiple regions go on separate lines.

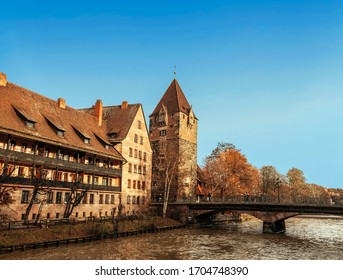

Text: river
xmin=1 ymin=217 xmax=343 ymax=260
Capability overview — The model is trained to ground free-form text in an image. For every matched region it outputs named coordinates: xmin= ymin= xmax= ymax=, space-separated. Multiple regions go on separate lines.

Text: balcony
xmin=2 ymin=176 xmax=121 ymax=192
xmin=0 ymin=148 xmax=122 ymax=177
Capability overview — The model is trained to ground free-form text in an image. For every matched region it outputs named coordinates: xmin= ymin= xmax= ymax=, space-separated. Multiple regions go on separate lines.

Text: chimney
xmin=57 ymin=98 xmax=66 ymax=109
xmin=94 ymin=99 xmax=103 ymax=126
xmin=0 ymin=72 xmax=7 ymax=86
xmin=121 ymin=101 xmax=129 ymax=109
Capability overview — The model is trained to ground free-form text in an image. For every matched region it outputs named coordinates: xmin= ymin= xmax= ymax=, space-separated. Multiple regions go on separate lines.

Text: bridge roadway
xmin=155 ymin=201 xmax=343 ymax=233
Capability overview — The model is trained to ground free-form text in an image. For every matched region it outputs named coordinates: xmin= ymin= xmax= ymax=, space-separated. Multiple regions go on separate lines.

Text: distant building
xmin=149 ymin=79 xmax=198 ymax=200
xmin=0 ymin=73 xmax=125 ymax=221
xmin=82 ymin=102 xmax=152 ymax=215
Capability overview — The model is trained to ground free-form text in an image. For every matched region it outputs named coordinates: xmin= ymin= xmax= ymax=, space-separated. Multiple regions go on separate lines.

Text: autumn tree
xmin=259 ymin=166 xmax=286 ymax=202
xmin=203 ymin=142 xmax=259 ymax=199
xmin=287 ymin=168 xmax=307 ymax=203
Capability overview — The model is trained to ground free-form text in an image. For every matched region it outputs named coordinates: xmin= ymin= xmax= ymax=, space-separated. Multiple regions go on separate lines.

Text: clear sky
xmin=1 ymin=0 xmax=343 ymax=188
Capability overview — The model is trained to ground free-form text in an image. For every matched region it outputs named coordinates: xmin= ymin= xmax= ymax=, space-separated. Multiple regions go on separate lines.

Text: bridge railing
xmin=170 ymin=195 xmax=335 ymax=206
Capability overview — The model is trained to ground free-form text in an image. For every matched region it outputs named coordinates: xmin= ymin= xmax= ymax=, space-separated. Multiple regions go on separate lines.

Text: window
xmin=21 ymin=190 xmax=29 ymax=203
xmin=83 ymin=194 xmax=88 ymax=204
xmin=138 ymin=165 xmax=141 ymax=174
xmin=56 ymin=213 xmax=60 ymax=219
xmin=129 ymin=148 xmax=133 ymax=157
xmin=128 ymin=179 xmax=131 ymax=188
xmin=90 ymin=194 xmax=94 ymax=204
xmin=127 ymin=195 xmax=131 ymax=204
xmin=143 ymin=166 xmax=146 ymax=175
xmin=133 ymin=180 xmax=136 ymax=189
xmin=105 ymin=194 xmax=109 ymax=204
xmin=140 ymin=136 xmax=143 ymax=145
xmin=64 ymin=192 xmax=70 ymax=204
xmin=128 ymin=163 xmax=132 ymax=173
xmin=57 ymin=130 xmax=65 ymax=137
xmin=99 ymin=194 xmax=103 ymax=204
xmin=56 ymin=192 xmax=62 ymax=204
xmin=9 ymin=140 xmax=15 ymax=150
xmin=132 ymin=196 xmax=136 ymax=204
xmin=47 ymin=191 xmax=54 ymax=204
xmin=142 ymin=181 xmax=146 ymax=191
xmin=134 ymin=165 xmax=137 ymax=173
xmin=102 ymin=177 xmax=107 ymax=186
xmin=142 ymin=196 xmax=145 ymax=205
xmin=84 ymin=138 xmax=90 ymax=144
xmin=143 ymin=152 xmax=147 ymax=162
xmin=137 ymin=196 xmax=140 ymax=205
xmin=94 ymin=176 xmax=98 ymax=185
xmin=21 ymin=143 xmax=27 ymax=153
xmin=134 ymin=134 xmax=138 ymax=143
xmin=134 ymin=149 xmax=138 ymax=158
xmin=138 ymin=120 xmax=142 ymax=129
xmin=26 ymin=121 xmax=35 ymax=129
xmin=160 ymin=130 xmax=166 ymax=136
xmin=137 ymin=181 xmax=141 ymax=189
xmin=111 ymin=195 xmax=115 ymax=204
xmin=139 ymin=151 xmax=142 ymax=159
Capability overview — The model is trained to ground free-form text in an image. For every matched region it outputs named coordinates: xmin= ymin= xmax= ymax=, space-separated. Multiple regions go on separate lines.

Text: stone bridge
xmin=155 ymin=202 xmax=343 ymax=233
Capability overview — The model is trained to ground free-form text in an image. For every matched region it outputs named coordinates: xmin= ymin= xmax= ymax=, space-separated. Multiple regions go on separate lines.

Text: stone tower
xmin=149 ymin=79 xmax=198 ymax=201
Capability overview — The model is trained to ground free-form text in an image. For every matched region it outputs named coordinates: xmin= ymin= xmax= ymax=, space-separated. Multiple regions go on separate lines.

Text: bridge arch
xmin=193 ymin=210 xmax=300 ymax=233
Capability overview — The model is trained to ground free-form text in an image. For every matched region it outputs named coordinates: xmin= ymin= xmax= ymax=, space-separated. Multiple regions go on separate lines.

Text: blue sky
xmin=1 ymin=0 xmax=343 ymax=188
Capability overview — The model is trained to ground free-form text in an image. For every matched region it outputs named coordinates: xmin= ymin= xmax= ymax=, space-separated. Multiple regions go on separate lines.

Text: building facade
xmin=82 ymin=102 xmax=152 ymax=215
xmin=149 ymin=79 xmax=198 ymax=201
xmin=0 ymin=73 xmax=125 ymax=221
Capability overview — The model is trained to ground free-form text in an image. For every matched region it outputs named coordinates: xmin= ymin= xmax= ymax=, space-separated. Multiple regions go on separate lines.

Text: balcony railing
xmin=2 ymin=176 xmax=121 ymax=192
xmin=0 ymin=148 xmax=122 ymax=177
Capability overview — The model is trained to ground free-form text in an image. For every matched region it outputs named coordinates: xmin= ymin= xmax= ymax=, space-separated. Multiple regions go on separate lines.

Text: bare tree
xmin=63 ymin=178 xmax=88 ymax=219
xmin=24 ymin=166 xmax=51 ymax=223
xmin=153 ymin=140 xmax=184 ymax=218
xmin=0 ymin=158 xmax=20 ymax=222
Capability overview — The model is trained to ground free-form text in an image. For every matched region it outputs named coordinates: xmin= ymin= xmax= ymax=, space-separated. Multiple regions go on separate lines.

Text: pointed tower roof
xmin=150 ymin=79 xmax=193 ymax=117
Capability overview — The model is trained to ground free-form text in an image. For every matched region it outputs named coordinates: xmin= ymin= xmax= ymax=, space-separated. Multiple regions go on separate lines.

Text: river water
xmin=1 ymin=217 xmax=343 ymax=260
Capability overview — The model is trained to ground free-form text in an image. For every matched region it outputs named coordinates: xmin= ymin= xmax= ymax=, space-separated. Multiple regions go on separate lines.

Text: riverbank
xmin=0 ymin=216 xmax=183 ymax=253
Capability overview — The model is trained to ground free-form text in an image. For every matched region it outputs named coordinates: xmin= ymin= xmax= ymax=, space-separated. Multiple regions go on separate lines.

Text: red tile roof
xmin=150 ymin=79 xmax=194 ymax=117
xmin=0 ymin=82 xmax=124 ymax=161
xmin=81 ymin=104 xmax=142 ymax=142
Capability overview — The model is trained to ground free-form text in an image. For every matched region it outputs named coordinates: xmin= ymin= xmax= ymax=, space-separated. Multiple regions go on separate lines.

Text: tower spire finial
xmin=173 ymin=65 xmax=176 ymax=79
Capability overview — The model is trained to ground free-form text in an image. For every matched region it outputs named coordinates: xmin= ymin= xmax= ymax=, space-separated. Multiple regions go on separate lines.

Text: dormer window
xmin=26 ymin=121 xmax=35 ymax=129
xmin=13 ymin=105 xmax=37 ymax=129
xmin=94 ymin=133 xmax=112 ymax=150
xmin=57 ymin=130 xmax=65 ymax=137
xmin=72 ymin=126 xmax=91 ymax=144
xmin=45 ymin=117 xmax=66 ymax=138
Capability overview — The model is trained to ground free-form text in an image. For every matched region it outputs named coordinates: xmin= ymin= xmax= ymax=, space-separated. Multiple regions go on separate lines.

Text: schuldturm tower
xmin=149 ymin=79 xmax=198 ymax=202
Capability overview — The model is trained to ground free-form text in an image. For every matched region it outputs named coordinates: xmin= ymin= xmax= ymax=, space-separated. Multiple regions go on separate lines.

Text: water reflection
xmin=1 ymin=218 xmax=343 ymax=260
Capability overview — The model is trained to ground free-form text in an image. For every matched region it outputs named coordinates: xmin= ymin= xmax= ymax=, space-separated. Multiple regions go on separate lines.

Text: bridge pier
xmin=263 ymin=220 xmax=286 ymax=234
